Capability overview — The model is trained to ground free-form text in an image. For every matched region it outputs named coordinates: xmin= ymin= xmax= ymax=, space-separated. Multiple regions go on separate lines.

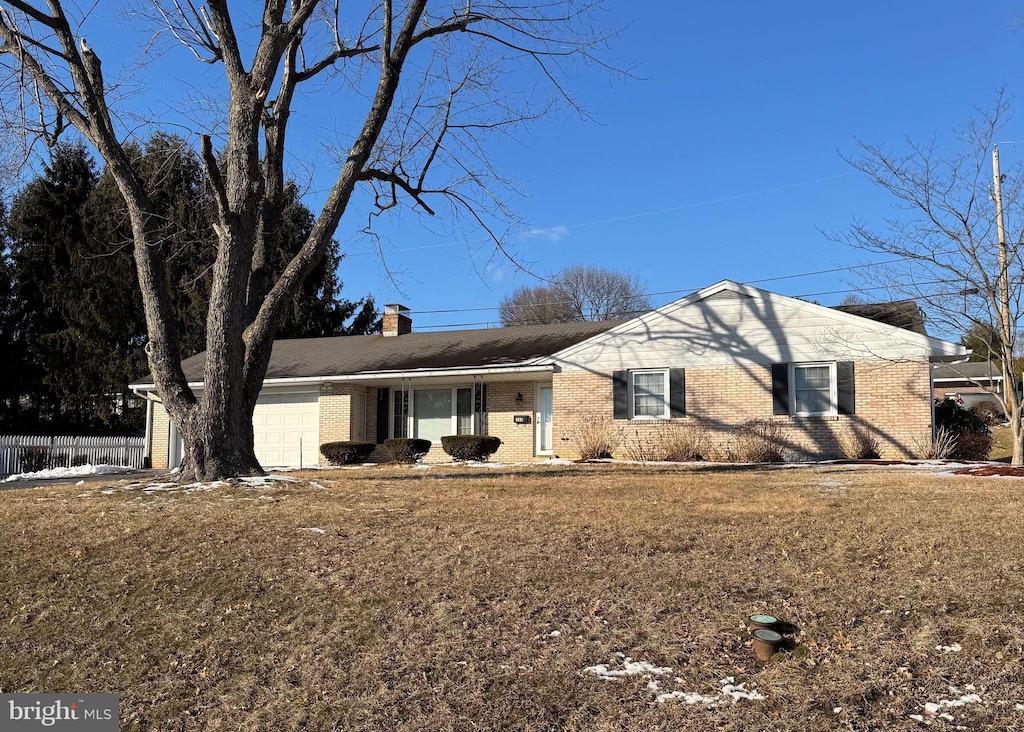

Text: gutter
xmin=129 ymin=362 xmax=556 ymax=392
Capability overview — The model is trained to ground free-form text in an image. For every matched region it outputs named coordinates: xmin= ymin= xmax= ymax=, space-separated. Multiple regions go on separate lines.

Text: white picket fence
xmin=0 ymin=435 xmax=146 ymax=476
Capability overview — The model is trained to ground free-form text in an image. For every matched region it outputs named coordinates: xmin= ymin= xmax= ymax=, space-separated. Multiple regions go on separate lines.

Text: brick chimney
xmin=382 ymin=304 xmax=412 ymax=336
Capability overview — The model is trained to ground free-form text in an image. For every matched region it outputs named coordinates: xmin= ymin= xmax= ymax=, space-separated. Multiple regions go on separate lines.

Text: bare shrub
xmin=837 ymin=429 xmax=882 ymax=460
xmin=661 ymin=421 xmax=710 ymax=462
xmin=952 ymin=432 xmax=993 ymax=461
xmin=913 ymin=428 xmax=956 ymax=459
xmin=569 ymin=416 xmax=621 ymax=460
xmin=971 ymin=402 xmax=1002 ymax=426
xmin=621 ymin=422 xmax=710 ymax=463
xmin=706 ymin=443 xmax=737 ymax=462
xmin=621 ymin=430 xmax=661 ymax=462
xmin=732 ymin=419 xmax=786 ymax=463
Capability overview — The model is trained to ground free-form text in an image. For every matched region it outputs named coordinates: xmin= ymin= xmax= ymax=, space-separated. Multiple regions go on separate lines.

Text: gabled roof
xmin=832 ymin=300 xmax=928 ymax=335
xmin=549 ymin=280 xmax=965 ymax=365
xmin=131 ymin=319 xmax=619 ymax=387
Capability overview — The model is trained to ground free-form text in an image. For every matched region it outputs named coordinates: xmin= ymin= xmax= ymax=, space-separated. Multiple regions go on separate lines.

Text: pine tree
xmin=4 ymin=136 xmax=378 ymax=434
xmin=7 ymin=141 xmax=99 ymax=431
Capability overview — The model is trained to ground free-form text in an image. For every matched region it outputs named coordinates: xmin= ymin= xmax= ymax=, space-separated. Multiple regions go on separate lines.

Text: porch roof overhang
xmin=131 ymin=362 xmax=556 ymax=396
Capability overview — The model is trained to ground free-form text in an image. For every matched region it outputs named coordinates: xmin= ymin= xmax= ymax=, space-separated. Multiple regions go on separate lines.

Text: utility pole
xmin=992 ymin=144 xmax=1021 ymax=463
xmin=992 ymin=144 xmax=1011 ymax=349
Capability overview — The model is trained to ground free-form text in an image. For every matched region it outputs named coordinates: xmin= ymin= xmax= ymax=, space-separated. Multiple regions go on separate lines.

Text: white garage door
xmin=252 ymin=392 xmax=320 ymax=468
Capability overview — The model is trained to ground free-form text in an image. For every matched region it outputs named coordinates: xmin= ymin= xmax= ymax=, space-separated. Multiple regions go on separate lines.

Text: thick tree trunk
xmin=177 ymin=397 xmax=263 ymax=482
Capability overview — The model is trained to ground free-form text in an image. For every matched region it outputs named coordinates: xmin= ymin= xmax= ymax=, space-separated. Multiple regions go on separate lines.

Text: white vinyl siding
xmin=552 ymin=284 xmax=962 ymax=372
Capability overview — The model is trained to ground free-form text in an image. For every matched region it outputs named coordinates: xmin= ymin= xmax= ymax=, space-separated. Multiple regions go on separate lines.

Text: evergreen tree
xmin=7 ymin=142 xmax=99 ymax=431
xmin=0 ymin=200 xmax=17 ymax=429
xmin=3 ymin=136 xmax=378 ymax=434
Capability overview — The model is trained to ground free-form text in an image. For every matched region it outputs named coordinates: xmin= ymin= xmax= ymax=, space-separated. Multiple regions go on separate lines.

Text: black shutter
xmin=771 ymin=364 xmax=790 ymax=415
xmin=669 ymin=368 xmax=686 ymax=418
xmin=612 ymin=371 xmax=629 ymax=419
xmin=837 ymin=361 xmax=856 ymax=415
xmin=375 ymin=388 xmax=389 ymax=443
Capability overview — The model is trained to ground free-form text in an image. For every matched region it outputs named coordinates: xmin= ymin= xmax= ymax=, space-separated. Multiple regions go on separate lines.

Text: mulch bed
xmin=951 ymin=464 xmax=1024 ymax=477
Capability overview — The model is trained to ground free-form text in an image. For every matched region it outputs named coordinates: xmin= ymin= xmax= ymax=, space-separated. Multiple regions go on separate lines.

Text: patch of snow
xmin=549 ymin=630 xmax=560 ymax=637
xmin=657 ymin=678 xmax=764 ymax=705
xmin=142 ymin=481 xmax=211 ymax=494
xmin=935 ymin=642 xmax=962 ymax=653
xmin=911 ymin=685 xmax=982 ymax=725
xmin=718 ymin=677 xmax=765 ymax=702
xmin=3 ymin=464 xmax=133 ymax=483
xmin=583 ymin=657 xmax=763 ymax=707
xmin=299 ymin=527 xmax=327 ymax=534
xmin=834 ymin=707 xmax=843 ymax=714
xmin=1015 ymin=703 xmax=1024 ymax=711
xmin=583 ymin=656 xmax=673 ymax=681
xmin=540 ymin=458 xmax=575 ymax=465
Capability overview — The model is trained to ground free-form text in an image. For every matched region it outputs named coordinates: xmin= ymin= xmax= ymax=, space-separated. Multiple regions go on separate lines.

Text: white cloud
xmin=525 ymin=225 xmax=569 ymax=243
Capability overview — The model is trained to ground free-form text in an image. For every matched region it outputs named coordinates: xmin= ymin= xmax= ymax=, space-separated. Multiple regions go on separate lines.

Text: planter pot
xmin=747 ymin=614 xmax=779 ymax=631
xmin=751 ymin=628 xmax=783 ymax=660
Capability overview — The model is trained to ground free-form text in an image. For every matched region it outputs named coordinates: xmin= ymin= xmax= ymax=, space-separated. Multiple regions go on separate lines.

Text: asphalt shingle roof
xmin=832 ymin=300 xmax=928 ymax=336
xmin=932 ymin=362 xmax=1003 ymax=381
xmin=152 ymin=320 xmax=621 ymax=384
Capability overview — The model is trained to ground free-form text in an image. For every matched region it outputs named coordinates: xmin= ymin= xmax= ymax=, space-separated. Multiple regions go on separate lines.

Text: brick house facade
xmin=135 ymin=281 xmax=965 ymax=469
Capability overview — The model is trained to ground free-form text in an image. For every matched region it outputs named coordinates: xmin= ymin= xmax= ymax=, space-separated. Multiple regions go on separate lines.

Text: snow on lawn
xmin=3 ymin=464 xmax=134 ymax=483
xmin=908 ymin=685 xmax=982 ymax=725
xmin=140 ymin=473 xmax=298 ymax=494
xmin=583 ymin=654 xmax=764 ymax=706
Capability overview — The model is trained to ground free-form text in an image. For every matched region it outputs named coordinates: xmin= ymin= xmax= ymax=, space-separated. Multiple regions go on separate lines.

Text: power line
xmin=406 ymin=257 xmax=932 ymax=317
xmin=339 ymin=173 xmax=855 ymax=259
xmin=412 ymin=279 xmax=962 ymax=331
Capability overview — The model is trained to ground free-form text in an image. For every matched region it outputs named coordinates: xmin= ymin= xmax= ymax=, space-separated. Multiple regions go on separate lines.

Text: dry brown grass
xmin=990 ymin=424 xmax=1015 ymax=463
xmin=1 ymin=463 xmax=1023 ymax=730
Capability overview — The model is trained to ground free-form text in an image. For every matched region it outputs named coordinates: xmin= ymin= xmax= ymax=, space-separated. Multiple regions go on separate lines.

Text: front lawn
xmin=1 ymin=463 xmax=1022 ymax=730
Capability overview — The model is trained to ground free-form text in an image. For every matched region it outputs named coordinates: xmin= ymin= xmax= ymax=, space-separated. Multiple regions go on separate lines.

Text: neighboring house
xmin=932 ymin=362 xmax=1004 ymax=402
xmin=131 ymin=280 xmax=966 ymax=469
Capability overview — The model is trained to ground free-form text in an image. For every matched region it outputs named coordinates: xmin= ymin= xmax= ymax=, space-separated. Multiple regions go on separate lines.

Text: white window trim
xmin=629 ymin=368 xmax=670 ymax=420
xmin=789 ymin=362 xmax=837 ymax=417
xmin=393 ymin=385 xmax=475 ymax=442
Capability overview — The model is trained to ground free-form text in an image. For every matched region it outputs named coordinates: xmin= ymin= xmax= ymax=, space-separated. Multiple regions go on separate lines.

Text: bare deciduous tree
xmin=499 ymin=264 xmax=651 ymax=325
xmin=0 ymin=1 xmax=611 ymax=480
xmin=830 ymin=95 xmax=1024 ymax=464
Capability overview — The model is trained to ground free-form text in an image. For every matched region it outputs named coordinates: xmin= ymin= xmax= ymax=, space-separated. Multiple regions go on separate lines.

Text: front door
xmin=536 ymin=386 xmax=553 ymax=454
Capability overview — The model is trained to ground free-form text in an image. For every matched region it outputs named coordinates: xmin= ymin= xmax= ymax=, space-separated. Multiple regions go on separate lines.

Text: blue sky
xmin=336 ymin=1 xmax=1024 ymax=331
xmin=25 ymin=1 xmax=1024 ymax=333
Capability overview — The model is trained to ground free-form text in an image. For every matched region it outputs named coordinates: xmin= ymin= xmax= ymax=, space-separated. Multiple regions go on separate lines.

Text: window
xmin=612 ymin=368 xmax=685 ymax=420
xmin=792 ymin=363 xmax=834 ymax=415
xmin=632 ymin=370 xmax=668 ymax=418
xmin=393 ymin=386 xmax=478 ymax=442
